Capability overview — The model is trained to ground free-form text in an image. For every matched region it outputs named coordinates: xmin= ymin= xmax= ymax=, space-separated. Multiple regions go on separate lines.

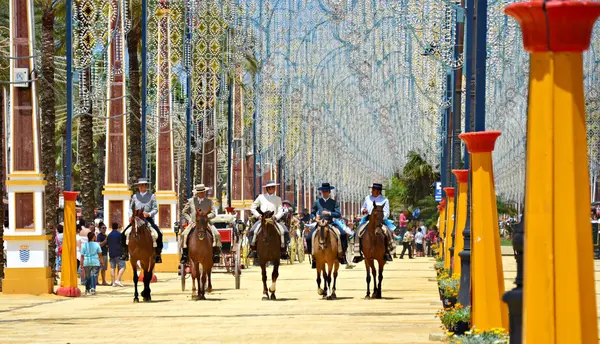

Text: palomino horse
xmin=128 ymin=209 xmax=156 ymax=302
xmin=256 ymin=211 xmax=281 ymax=300
xmin=362 ymin=204 xmax=386 ymax=299
xmin=188 ymin=209 xmax=214 ymax=300
xmin=312 ymin=217 xmax=340 ymax=300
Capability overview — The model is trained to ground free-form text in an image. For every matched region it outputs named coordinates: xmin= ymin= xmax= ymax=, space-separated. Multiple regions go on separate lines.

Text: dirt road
xmin=0 ymin=258 xmax=441 ymax=344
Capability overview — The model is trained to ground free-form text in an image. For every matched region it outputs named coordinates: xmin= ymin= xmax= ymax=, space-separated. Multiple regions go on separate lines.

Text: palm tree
xmin=78 ymin=68 xmax=95 ymax=221
xmin=401 ymin=151 xmax=439 ymax=207
xmin=127 ymin=0 xmax=142 ymax=184
xmin=0 ymin=87 xmax=5 ymax=291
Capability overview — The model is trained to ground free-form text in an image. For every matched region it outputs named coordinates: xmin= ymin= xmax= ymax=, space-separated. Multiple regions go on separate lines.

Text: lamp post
xmin=503 ymin=212 xmax=524 ymax=343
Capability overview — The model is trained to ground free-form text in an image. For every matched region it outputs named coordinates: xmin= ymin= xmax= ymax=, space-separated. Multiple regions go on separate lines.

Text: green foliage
xmin=448 ymin=328 xmax=509 ymax=343
xmin=496 ymin=195 xmax=517 ymax=217
xmin=438 ymin=304 xmax=470 ymax=331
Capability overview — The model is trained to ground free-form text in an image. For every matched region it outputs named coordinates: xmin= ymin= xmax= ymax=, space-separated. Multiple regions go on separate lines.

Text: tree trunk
xmin=127 ymin=25 xmax=142 ymax=185
xmin=0 ymin=87 xmax=5 ymax=291
xmin=40 ymin=7 xmax=58 ymax=281
xmin=78 ymin=68 xmax=95 ymax=221
xmin=96 ymin=134 xmax=106 ymax=205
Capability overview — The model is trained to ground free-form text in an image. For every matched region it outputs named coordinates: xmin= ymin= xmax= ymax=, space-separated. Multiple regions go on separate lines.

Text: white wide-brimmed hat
xmin=194 ymin=184 xmax=211 ymax=193
xmin=263 ymin=180 xmax=279 ymax=188
xmin=134 ymin=178 xmax=150 ymax=185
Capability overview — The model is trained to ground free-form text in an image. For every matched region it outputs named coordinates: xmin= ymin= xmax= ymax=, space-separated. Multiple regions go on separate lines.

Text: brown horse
xmin=128 ymin=209 xmax=156 ymax=302
xmin=312 ymin=218 xmax=340 ymax=300
xmin=256 ymin=211 xmax=281 ymax=300
xmin=362 ymin=204 xmax=386 ymax=299
xmin=188 ymin=209 xmax=214 ymax=300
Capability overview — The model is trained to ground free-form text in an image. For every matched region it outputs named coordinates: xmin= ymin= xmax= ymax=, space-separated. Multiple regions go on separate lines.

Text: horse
xmin=312 ymin=217 xmax=340 ymax=300
xmin=128 ymin=209 xmax=156 ymax=302
xmin=256 ymin=211 xmax=281 ymax=300
xmin=362 ymin=204 xmax=386 ymax=299
xmin=187 ymin=209 xmax=214 ymax=300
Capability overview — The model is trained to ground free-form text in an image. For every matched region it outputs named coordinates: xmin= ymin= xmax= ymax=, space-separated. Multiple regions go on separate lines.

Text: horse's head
xmin=134 ymin=209 xmax=145 ymax=220
xmin=195 ymin=209 xmax=209 ymax=229
xmin=370 ymin=203 xmax=385 ymax=235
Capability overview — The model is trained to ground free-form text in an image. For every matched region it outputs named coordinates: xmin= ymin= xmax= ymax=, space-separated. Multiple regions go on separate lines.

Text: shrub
xmin=438 ymin=303 xmax=470 ymax=332
xmin=447 ymin=328 xmax=509 ymax=343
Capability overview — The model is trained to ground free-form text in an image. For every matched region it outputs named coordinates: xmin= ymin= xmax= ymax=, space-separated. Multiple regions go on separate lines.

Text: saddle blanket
xmin=357 ymin=221 xmax=391 ymax=238
xmin=124 ymin=218 xmax=158 ymax=247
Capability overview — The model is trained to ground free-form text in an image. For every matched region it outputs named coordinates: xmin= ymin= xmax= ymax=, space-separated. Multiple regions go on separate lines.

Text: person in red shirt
xmin=398 ymin=211 xmax=408 ymax=238
xmin=424 ymin=226 xmax=438 ymax=257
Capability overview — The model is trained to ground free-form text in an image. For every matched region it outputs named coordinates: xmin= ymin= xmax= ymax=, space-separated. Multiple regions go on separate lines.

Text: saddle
xmin=125 ymin=218 xmax=158 ymax=247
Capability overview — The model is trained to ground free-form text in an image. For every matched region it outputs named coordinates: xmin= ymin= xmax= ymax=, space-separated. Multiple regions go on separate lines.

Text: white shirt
xmin=251 ymin=193 xmax=284 ymax=220
xmin=362 ymin=195 xmax=390 ymax=219
xmin=415 ymin=232 xmax=424 ymax=244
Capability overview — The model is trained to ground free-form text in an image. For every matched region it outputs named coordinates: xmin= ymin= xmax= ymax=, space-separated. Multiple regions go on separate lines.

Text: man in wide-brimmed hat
xmin=305 ymin=182 xmax=348 ymax=267
xmin=179 ymin=184 xmax=222 ymax=264
xmin=352 ymin=182 xmax=395 ymax=263
xmin=120 ymin=178 xmax=164 ymax=263
xmin=247 ymin=180 xmax=289 ymax=260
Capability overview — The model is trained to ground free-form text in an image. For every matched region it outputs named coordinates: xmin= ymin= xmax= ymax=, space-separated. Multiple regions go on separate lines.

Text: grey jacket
xmin=128 ymin=192 xmax=158 ymax=217
xmin=182 ymin=197 xmax=216 ymax=224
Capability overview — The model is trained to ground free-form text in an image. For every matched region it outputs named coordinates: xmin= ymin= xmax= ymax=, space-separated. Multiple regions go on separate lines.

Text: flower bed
xmin=447 ymin=328 xmax=509 ymax=343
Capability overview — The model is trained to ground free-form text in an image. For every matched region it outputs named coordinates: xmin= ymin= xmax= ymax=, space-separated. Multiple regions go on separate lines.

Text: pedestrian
xmin=96 ymin=222 xmax=109 ymax=286
xmin=400 ymin=229 xmax=414 ymax=259
xmin=398 ymin=210 xmax=408 ymax=238
xmin=425 ymin=226 xmax=437 ymax=256
xmin=414 ymin=227 xmax=424 ymax=257
xmin=107 ymin=222 xmax=126 ymax=287
xmin=80 ymin=231 xmax=104 ymax=295
xmin=56 ymin=224 xmax=64 ymax=272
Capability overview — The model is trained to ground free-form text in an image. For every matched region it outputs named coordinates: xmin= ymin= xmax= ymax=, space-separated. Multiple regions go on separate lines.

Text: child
xmin=80 ymin=232 xmax=104 ymax=295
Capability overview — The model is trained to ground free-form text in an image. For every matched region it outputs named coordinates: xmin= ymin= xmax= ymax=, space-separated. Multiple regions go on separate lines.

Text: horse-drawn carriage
xmin=179 ymin=214 xmax=242 ymax=291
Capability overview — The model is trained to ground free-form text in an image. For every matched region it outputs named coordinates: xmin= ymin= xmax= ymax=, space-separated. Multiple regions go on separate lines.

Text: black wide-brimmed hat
xmin=318 ymin=182 xmax=335 ymax=191
xmin=369 ymin=183 xmax=383 ymax=190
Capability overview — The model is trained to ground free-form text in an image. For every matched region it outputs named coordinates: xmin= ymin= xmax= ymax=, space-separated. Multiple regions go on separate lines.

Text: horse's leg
xmin=143 ymin=268 xmax=151 ymax=302
xmin=270 ymin=261 xmax=279 ymax=300
xmin=376 ymin=260 xmax=384 ymax=299
xmin=316 ymin=261 xmax=323 ymax=296
xmin=321 ymin=263 xmax=328 ymax=299
xmin=370 ymin=262 xmax=378 ymax=298
xmin=132 ymin=263 xmax=139 ymax=302
xmin=332 ymin=261 xmax=339 ymax=299
xmin=191 ymin=260 xmax=198 ymax=300
xmin=206 ymin=267 xmax=213 ymax=294
xmin=364 ymin=260 xmax=371 ymax=299
xmin=200 ymin=267 xmax=207 ymax=300
xmin=326 ymin=262 xmax=334 ymax=300
xmin=261 ymin=264 xmax=269 ymax=300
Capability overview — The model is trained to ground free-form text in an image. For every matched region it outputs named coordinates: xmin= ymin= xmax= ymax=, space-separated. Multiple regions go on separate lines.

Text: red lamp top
xmin=505 ymin=0 xmax=600 ymax=53
xmin=452 ymin=170 xmax=469 ymax=184
xmin=459 ymin=131 xmax=501 ymax=153
xmin=443 ymin=187 xmax=455 ymax=198
xmin=63 ymin=191 xmax=80 ymax=201
xmin=225 ymin=206 xmax=235 ymax=214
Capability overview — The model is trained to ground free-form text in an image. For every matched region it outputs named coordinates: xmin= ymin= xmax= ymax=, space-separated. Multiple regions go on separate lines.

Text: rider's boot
xmin=311 ymin=259 xmax=316 ymax=269
xmin=280 ymin=247 xmax=290 ymax=260
xmin=155 ymin=247 xmax=163 ymax=263
xmin=383 ymin=237 xmax=393 ymax=262
xmin=352 ymin=239 xmax=364 ymax=263
xmin=212 ymin=246 xmax=221 ymax=263
xmin=180 ymin=247 xmax=189 ymax=264
xmin=338 ymin=250 xmax=348 ymax=265
xmin=119 ymin=235 xmax=129 ymax=261
xmin=248 ymin=245 xmax=258 ymax=258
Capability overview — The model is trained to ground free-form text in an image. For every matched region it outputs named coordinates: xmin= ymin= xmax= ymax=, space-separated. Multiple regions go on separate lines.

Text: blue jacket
xmin=311 ymin=198 xmax=341 ymax=219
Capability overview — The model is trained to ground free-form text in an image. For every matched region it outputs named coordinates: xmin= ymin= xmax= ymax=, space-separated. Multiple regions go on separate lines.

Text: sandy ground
xmin=2 ymin=256 xmax=600 ymax=344
xmin=0 ymin=257 xmax=442 ymax=344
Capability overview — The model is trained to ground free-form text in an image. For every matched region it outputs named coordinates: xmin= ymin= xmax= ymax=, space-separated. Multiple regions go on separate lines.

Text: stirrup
xmin=248 ymin=250 xmax=258 ymax=258
xmin=384 ymin=253 xmax=393 ymax=262
xmin=352 ymin=255 xmax=364 ymax=263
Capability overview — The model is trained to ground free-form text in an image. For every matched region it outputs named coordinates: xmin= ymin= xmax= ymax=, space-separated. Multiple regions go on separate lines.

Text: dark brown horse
xmin=128 ymin=209 xmax=156 ymax=302
xmin=312 ymin=218 xmax=340 ymax=300
xmin=188 ymin=209 xmax=214 ymax=300
xmin=256 ymin=211 xmax=281 ymax=300
xmin=362 ymin=204 xmax=386 ymax=299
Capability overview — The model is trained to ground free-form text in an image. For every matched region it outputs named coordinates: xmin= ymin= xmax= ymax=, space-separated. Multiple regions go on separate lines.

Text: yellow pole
xmin=443 ymin=188 xmax=455 ymax=270
xmin=505 ymin=2 xmax=600 ymax=342
xmin=452 ymin=170 xmax=468 ymax=276
xmin=459 ymin=131 xmax=507 ymax=330
xmin=437 ymin=199 xmax=446 ymax=259
xmin=56 ymin=191 xmax=81 ymax=297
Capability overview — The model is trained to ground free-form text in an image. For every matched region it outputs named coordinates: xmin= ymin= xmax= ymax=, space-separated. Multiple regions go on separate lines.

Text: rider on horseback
xmin=120 ymin=178 xmax=164 ymax=263
xmin=247 ymin=180 xmax=290 ymax=260
xmin=179 ymin=184 xmax=222 ymax=264
xmin=352 ymin=183 xmax=395 ymax=263
xmin=306 ymin=183 xmax=349 ymax=267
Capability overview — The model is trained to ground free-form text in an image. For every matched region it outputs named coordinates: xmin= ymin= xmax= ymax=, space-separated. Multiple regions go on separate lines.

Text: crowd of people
xmin=53 ymin=219 xmax=127 ymax=296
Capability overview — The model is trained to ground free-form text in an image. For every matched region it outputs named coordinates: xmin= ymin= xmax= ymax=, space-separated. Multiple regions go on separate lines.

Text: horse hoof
xmin=199 ymin=295 xmax=206 ymax=300
xmin=207 ymin=287 xmax=213 ymax=294
xmin=270 ymin=293 xmax=277 ymax=300
xmin=317 ymin=288 xmax=324 ymax=296
xmin=133 ymin=297 xmax=139 ymax=303
xmin=331 ymin=293 xmax=337 ymax=300
xmin=262 ymin=295 xmax=269 ymax=301
xmin=143 ymin=296 xmax=151 ymax=302
xmin=364 ymin=295 xmax=370 ymax=300
xmin=327 ymin=295 xmax=333 ymax=300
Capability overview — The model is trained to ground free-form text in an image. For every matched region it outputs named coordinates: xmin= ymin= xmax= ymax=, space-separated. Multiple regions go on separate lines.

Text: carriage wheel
xmin=180 ymin=263 xmax=186 ymax=291
xmin=235 ymin=241 xmax=241 ymax=289
xmin=297 ymin=239 xmax=305 ymax=263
